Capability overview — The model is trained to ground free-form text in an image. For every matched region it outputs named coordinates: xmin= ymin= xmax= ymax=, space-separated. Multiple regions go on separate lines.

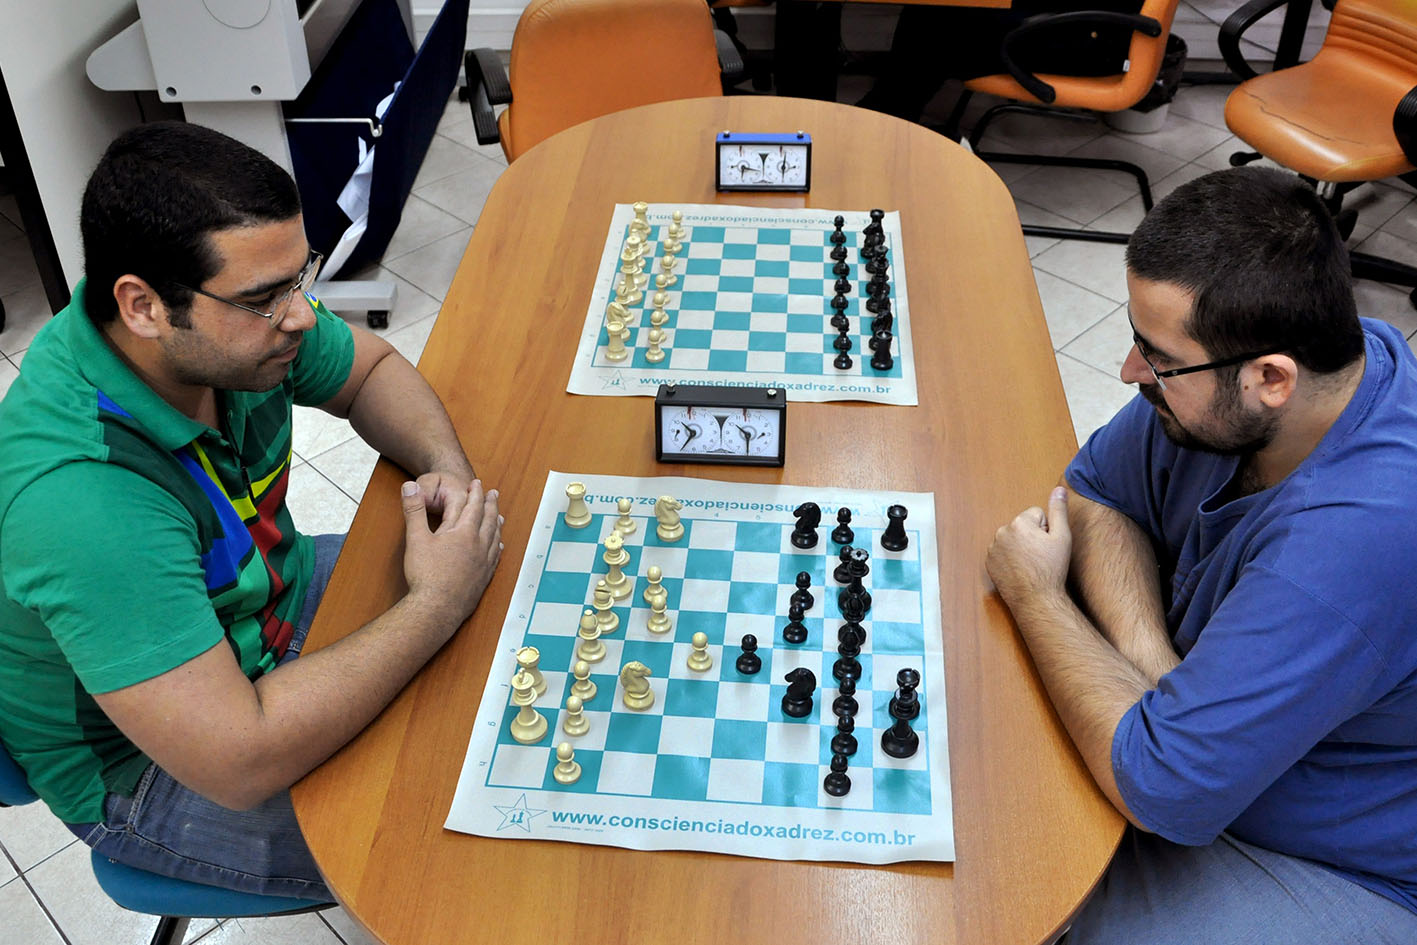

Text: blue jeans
xmin=67 ymin=533 xmax=345 ymax=901
xmin=1063 ymin=827 xmax=1417 ymax=945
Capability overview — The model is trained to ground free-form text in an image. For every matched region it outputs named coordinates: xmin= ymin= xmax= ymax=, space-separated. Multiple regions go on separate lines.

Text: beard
xmin=1139 ymin=377 xmax=1278 ymax=456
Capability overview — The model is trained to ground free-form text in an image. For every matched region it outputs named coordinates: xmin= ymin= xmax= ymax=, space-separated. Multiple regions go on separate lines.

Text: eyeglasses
xmin=1127 ymin=312 xmax=1284 ymax=391
xmin=172 ymin=250 xmax=323 ymax=321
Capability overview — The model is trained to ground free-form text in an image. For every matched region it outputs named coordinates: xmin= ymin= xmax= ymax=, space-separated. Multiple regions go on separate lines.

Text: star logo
xmin=493 ymin=794 xmax=546 ymax=832
xmin=600 ymin=370 xmax=627 ymax=390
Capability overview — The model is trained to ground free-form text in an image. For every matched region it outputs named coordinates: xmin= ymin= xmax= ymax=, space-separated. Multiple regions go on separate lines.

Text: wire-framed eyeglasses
xmin=173 ymin=250 xmax=323 ymax=320
xmin=1127 ymin=312 xmax=1284 ymax=391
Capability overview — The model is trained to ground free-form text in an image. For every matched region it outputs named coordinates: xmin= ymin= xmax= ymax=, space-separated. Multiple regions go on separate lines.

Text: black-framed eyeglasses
xmin=172 ymin=250 xmax=323 ymax=321
xmin=1127 ymin=312 xmax=1284 ymax=392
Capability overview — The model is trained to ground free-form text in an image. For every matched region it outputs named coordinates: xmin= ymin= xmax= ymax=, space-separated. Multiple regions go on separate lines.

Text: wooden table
xmin=292 ymin=96 xmax=1123 ymax=945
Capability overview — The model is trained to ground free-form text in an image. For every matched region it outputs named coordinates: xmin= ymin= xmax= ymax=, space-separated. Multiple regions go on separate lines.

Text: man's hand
xmin=987 ymin=486 xmax=1073 ymax=605
xmin=400 ymin=478 xmax=503 ymax=630
xmin=414 ymin=470 xmax=475 ymax=522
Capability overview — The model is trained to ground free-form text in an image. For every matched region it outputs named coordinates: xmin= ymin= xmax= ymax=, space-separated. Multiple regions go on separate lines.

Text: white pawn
xmin=667 ymin=209 xmax=686 ymax=241
xmin=592 ymin=582 xmax=619 ymax=634
xmin=571 ymin=659 xmax=597 ymax=702
xmin=646 ymin=595 xmax=672 ymax=634
xmin=687 ymin=631 xmax=713 ymax=672
xmin=645 ymin=326 xmax=666 ymax=363
xmin=614 ymin=497 xmax=637 ymax=535
xmin=509 ymin=670 xmax=547 ymax=744
xmin=516 ymin=646 xmax=547 ymax=697
xmin=564 ymin=481 xmax=591 ymax=529
xmin=553 ymin=742 xmax=582 ymax=784
xmin=605 ymin=317 xmax=629 ymax=361
xmin=602 ymin=531 xmax=631 ymax=600
xmin=577 ymin=609 xmax=605 ymax=663
xmin=642 ymin=564 xmax=666 ymax=606
xmin=650 ymin=289 xmax=669 ymax=321
xmin=654 ymin=495 xmax=684 ymax=542
xmin=562 ymin=695 xmax=589 ymax=736
xmin=659 ymin=254 xmax=678 ymax=287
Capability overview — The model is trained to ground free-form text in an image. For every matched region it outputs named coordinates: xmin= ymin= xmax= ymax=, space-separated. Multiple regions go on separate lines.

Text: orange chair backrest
xmin=501 ymin=0 xmax=723 ymax=160
xmin=1321 ymin=0 xmax=1417 ymax=83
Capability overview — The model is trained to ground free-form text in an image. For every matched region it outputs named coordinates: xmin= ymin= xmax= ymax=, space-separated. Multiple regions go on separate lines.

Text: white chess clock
xmin=715 ymin=131 xmax=812 ymax=192
xmin=655 ymin=383 xmax=786 ymax=466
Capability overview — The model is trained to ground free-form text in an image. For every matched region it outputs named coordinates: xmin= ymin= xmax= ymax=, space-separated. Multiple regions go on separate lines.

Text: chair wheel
xmin=366 ymin=310 xmax=389 ymax=329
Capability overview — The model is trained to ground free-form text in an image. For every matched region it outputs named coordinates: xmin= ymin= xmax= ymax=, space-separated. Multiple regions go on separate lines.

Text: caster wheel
xmin=366 ymin=310 xmax=389 ymax=329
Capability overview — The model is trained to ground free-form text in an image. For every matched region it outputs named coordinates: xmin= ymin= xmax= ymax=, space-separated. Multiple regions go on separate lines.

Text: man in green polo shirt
xmin=0 ymin=122 xmax=503 ymax=899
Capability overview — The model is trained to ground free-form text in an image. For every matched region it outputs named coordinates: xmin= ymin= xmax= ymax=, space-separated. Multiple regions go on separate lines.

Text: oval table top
xmin=292 ymin=95 xmax=1122 ymax=945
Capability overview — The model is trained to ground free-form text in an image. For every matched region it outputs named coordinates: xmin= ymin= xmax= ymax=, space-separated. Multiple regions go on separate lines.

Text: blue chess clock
xmin=655 ymin=383 xmax=786 ymax=466
xmin=715 ymin=131 xmax=811 ymax=192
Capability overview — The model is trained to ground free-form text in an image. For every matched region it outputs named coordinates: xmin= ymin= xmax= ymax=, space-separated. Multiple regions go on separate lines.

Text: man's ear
xmin=112 ymin=275 xmax=170 ymax=339
xmin=1248 ymin=354 xmax=1298 ymax=409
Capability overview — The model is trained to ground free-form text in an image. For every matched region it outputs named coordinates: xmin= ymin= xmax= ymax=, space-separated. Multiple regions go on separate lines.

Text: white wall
xmin=0 ymin=0 xmax=145 ymax=291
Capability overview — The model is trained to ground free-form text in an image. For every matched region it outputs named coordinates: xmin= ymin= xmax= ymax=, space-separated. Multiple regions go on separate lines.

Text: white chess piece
xmin=619 ymin=661 xmax=655 ymax=710
xmin=509 ymin=670 xmax=547 ymax=744
xmin=659 ymin=254 xmax=678 ymax=287
xmin=629 ymin=201 xmax=651 ymax=238
xmin=571 ymin=659 xmax=597 ymax=702
xmin=516 ymin=646 xmax=547 ymax=697
xmin=592 ymin=583 xmax=619 ymax=634
xmin=646 ymin=595 xmax=672 ymax=635
xmin=564 ymin=482 xmax=591 ymax=529
xmin=654 ymin=495 xmax=684 ymax=542
xmin=667 ymin=209 xmax=686 ymax=241
xmin=562 ymin=695 xmax=589 ymax=736
xmin=687 ymin=631 xmax=713 ymax=672
xmin=605 ymin=317 xmax=629 ymax=361
xmin=606 ymin=298 xmax=634 ymax=328
xmin=576 ymin=609 xmax=605 ymax=663
xmin=642 ymin=564 xmax=666 ymax=606
xmin=602 ymin=531 xmax=631 ymax=600
xmin=614 ymin=497 xmax=637 ymax=535
xmin=553 ymin=742 xmax=582 ymax=784
xmin=645 ymin=326 xmax=666 ymax=363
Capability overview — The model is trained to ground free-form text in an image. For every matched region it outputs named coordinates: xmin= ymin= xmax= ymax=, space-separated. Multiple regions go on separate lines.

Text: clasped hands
xmin=986 ymin=486 xmax=1073 ymax=606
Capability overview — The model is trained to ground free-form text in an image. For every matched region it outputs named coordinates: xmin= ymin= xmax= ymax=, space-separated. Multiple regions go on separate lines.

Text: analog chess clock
xmin=654 ymin=383 xmax=786 ymax=466
xmin=715 ymin=131 xmax=811 ymax=192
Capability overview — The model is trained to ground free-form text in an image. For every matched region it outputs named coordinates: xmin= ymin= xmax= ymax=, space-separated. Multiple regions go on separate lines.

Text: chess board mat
xmin=446 ymin=472 xmax=954 ymax=864
xmin=567 ymin=204 xmax=918 ymax=405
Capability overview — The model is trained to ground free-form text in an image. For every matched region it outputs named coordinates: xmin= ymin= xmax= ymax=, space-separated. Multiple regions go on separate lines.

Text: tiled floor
xmin=2 ymin=78 xmax=1416 ymax=945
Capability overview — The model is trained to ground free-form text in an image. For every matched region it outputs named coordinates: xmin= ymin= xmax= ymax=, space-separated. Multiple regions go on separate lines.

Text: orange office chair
xmin=1221 ymin=0 xmax=1417 ymax=305
xmin=941 ymin=0 xmax=1185 ymax=245
xmin=463 ymin=0 xmax=732 ymax=162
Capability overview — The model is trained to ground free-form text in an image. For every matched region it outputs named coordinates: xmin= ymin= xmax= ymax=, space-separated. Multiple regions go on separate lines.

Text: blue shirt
xmin=1066 ymin=318 xmax=1417 ymax=913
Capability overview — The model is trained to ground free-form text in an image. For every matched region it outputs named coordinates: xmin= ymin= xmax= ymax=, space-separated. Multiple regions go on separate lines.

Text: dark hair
xmin=1126 ymin=167 xmax=1362 ymax=375
xmin=80 ymin=121 xmax=301 ymax=325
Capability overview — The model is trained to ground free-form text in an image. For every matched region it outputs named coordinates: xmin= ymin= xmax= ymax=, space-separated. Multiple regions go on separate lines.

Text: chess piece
xmin=870 ymin=330 xmax=895 ymax=372
xmin=831 ymin=294 xmax=849 ymax=313
xmin=620 ymin=661 xmax=655 ymax=710
xmin=650 ymin=289 xmax=670 ymax=324
xmin=649 ymin=306 xmax=669 ymax=329
xmin=781 ymin=667 xmax=816 ymax=718
xmin=881 ymin=670 xmax=921 ymax=758
xmin=832 ymin=259 xmax=850 ymax=278
xmin=791 ymin=502 xmax=822 ymax=549
xmin=646 ymin=595 xmax=672 ymax=634
xmin=605 ymin=316 xmax=629 ymax=361
xmin=831 ymin=507 xmax=854 ymax=545
xmin=577 ymin=609 xmax=605 ymax=663
xmin=592 ymin=583 xmax=619 ymax=635
xmin=516 ymin=646 xmax=547 ymax=697
xmin=654 ymin=496 xmax=684 ymax=542
xmin=645 ymin=326 xmax=667 ymax=363
xmin=881 ymin=715 xmax=919 ymax=759
xmin=871 ymin=309 xmax=894 ymax=337
xmin=564 ymin=482 xmax=592 ymax=529
xmin=833 ymin=276 xmax=852 ymax=296
xmin=830 ymin=242 xmax=848 ymax=262
xmin=553 ymin=742 xmax=582 ymax=784
xmin=642 ymin=564 xmax=666 ymax=606
xmin=832 ymin=654 xmax=862 ymax=683
xmin=881 ymin=504 xmax=910 ymax=551
xmin=562 ymin=695 xmax=589 ymax=736
xmin=667 ymin=209 xmax=686 ymax=240
xmin=630 ymin=200 xmax=651 ymax=237
xmin=687 ymin=631 xmax=713 ymax=672
xmin=836 ymin=626 xmax=861 ymax=660
xmin=782 ymin=601 xmax=808 ymax=645
xmin=606 ymin=299 xmax=634 ymax=329
xmin=659 ymin=254 xmax=678 ymax=287
xmin=790 ymin=571 xmax=814 ymax=612
xmin=834 ymin=545 xmax=855 ymax=584
xmin=571 ymin=659 xmax=597 ymax=702
xmin=833 ymin=349 xmax=853 ymax=371
xmin=602 ymin=531 xmax=631 ymax=599
xmin=830 ymin=227 xmax=847 ymax=245
xmin=833 ymin=214 xmax=845 ymax=229
xmin=736 ymin=634 xmax=762 ymax=675
xmin=823 ymin=751 xmax=852 ymax=797
xmin=833 ymin=328 xmax=852 ymax=353
xmin=832 ymin=674 xmax=859 ymax=717
xmin=614 ymin=497 xmax=637 ymax=535
xmin=830 ymin=311 xmax=850 ymax=333
xmin=831 ymin=715 xmax=858 ymax=756
xmin=509 ymin=670 xmax=547 ymax=744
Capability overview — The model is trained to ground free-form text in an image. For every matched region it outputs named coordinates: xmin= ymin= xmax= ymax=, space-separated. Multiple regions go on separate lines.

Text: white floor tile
xmin=319 ymin=905 xmax=381 ymax=945
xmin=308 ymin=437 xmax=381 ymax=504
xmin=1065 ymin=132 xmax=1187 ymax=186
xmin=0 ymin=354 xmax=19 ymax=403
xmin=1339 ymin=182 xmax=1413 ymax=235
xmin=286 ymin=463 xmax=359 ymax=536
xmin=0 ymin=281 xmax=51 ymax=358
xmin=1060 ymin=304 xmax=1132 ymax=377
xmin=970 ymin=110 xmax=1107 ymax=158
xmin=1055 ymin=352 xmax=1138 ymax=446
xmin=1124 ymin=112 xmax=1233 ymax=163
xmin=438 ymin=94 xmax=509 ymax=166
xmin=1167 ymin=83 xmax=1232 ymax=130
xmin=1371 ymin=187 xmax=1417 ymax=246
xmin=383 ymin=226 xmax=474 ymax=302
xmin=0 ymin=846 xmax=16 ymax=886
xmin=0 ymin=193 xmax=22 ymax=231
xmin=0 ymin=233 xmax=41 ymax=298
xmin=1352 ymin=277 xmax=1417 ymax=336
xmin=1085 ymin=163 xmax=1214 ymax=235
xmin=292 ymin=405 xmax=357 ymax=463
xmin=384 ymin=311 xmax=439 ymax=366
xmin=0 ymin=801 xmax=78 ymax=871
xmin=410 ymin=135 xmax=484 ymax=191
xmin=0 ymin=879 xmax=64 ymax=945
xmin=412 ymin=155 xmax=506 ymax=228
xmin=186 ymin=911 xmax=342 ymax=945
xmin=1007 ymin=164 xmax=1136 ymax=226
xmin=1031 ymin=239 xmax=1130 ymax=303
xmin=380 ymin=194 xmax=470 ymax=262
xmin=1034 ymin=271 xmax=1121 ymax=349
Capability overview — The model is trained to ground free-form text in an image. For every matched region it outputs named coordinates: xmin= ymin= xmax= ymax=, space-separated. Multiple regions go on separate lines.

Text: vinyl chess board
xmin=446 ymin=472 xmax=954 ymax=864
xmin=567 ymin=204 xmax=918 ymax=405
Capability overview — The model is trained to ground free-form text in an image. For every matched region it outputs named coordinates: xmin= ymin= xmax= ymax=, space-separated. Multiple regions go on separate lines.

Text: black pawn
xmin=834 ymin=545 xmax=854 ymax=584
xmin=836 ymin=624 xmax=861 ymax=659
xmin=790 ymin=571 xmax=814 ymax=611
xmin=832 ymin=685 xmax=859 ymax=718
xmin=832 ymin=654 xmax=862 ymax=683
xmin=831 ymin=715 xmax=858 ymax=756
xmin=823 ymin=751 xmax=852 ymax=796
xmin=782 ymin=601 xmax=808 ymax=645
xmin=736 ymin=633 xmax=761 ymax=675
xmin=833 ymin=214 xmax=845 ymax=229
xmin=881 ymin=505 xmax=909 ymax=552
xmin=838 ymin=591 xmax=866 ymax=624
xmin=881 ymin=716 xmax=919 ymax=759
xmin=832 ymin=259 xmax=850 ymax=278
xmin=829 ymin=228 xmax=846 ymax=245
xmin=831 ymin=507 xmax=854 ymax=544
xmin=840 ymin=619 xmax=866 ymax=648
xmin=791 ymin=502 xmax=821 ymax=549
xmin=830 ymin=312 xmax=850 ymax=332
xmin=833 ymin=328 xmax=853 ymax=352
xmin=833 ymin=276 xmax=852 ymax=296
xmin=833 ymin=350 xmax=853 ymax=370
xmin=831 ymin=293 xmax=849 ymax=312
xmin=870 ymin=330 xmax=895 ymax=371
xmin=782 ymin=667 xmax=816 ymax=718
xmin=830 ymin=243 xmax=848 ymax=262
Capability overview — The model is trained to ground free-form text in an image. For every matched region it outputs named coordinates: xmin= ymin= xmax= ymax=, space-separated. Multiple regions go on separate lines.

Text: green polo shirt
xmin=0 ymin=282 xmax=354 ymax=823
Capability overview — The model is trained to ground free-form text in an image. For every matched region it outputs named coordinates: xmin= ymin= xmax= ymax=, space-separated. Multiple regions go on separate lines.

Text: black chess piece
xmin=791 ymin=502 xmax=821 ymax=549
xmin=830 ymin=243 xmax=848 ymax=262
xmin=838 ymin=590 xmax=866 ymax=624
xmin=833 ymin=351 xmax=853 ymax=370
xmin=781 ymin=667 xmax=816 ymax=718
xmin=836 ymin=627 xmax=861 ymax=660
xmin=865 ymin=294 xmax=884 ymax=314
xmin=832 ymin=684 xmax=859 ymax=718
xmin=833 ymin=328 xmax=853 ymax=352
xmin=830 ymin=228 xmax=847 ymax=245
xmin=736 ymin=633 xmax=762 ymax=675
xmin=881 ymin=715 xmax=919 ymax=759
xmin=870 ymin=330 xmax=895 ymax=371
xmin=782 ymin=601 xmax=808 ymax=644
xmin=831 ymin=293 xmax=848 ymax=312
xmin=838 ymin=547 xmax=872 ymax=614
xmin=834 ymin=545 xmax=854 ymax=584
xmin=868 ymin=208 xmax=885 ymax=228
xmin=889 ymin=683 xmax=920 ymax=722
xmin=830 ymin=312 xmax=850 ymax=333
xmin=831 ymin=715 xmax=858 ymax=756
xmin=832 ymin=259 xmax=850 ymax=278
xmin=871 ymin=311 xmax=894 ymax=336
xmin=833 ymin=276 xmax=852 ymax=295
xmin=823 ymin=751 xmax=852 ymax=796
xmin=831 ymin=507 xmax=854 ymax=544
xmin=881 ymin=504 xmax=909 ymax=552
xmin=840 ymin=619 xmax=866 ymax=648
xmin=833 ymin=214 xmax=845 ymax=229
xmin=790 ymin=571 xmax=815 ymax=611
xmin=897 ymin=667 xmax=921 ymax=691
xmin=832 ymin=654 xmax=862 ymax=682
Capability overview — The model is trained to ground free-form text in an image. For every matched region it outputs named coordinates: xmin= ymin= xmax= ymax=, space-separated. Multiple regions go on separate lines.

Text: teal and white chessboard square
xmin=568 ymin=204 xmax=918 ymax=406
xmin=446 ymin=472 xmax=954 ymax=864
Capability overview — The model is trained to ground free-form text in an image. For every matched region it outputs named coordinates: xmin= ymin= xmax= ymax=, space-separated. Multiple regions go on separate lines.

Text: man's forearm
xmin=345 ymin=351 xmax=474 ymax=479
xmin=1067 ymin=488 xmax=1179 ymax=685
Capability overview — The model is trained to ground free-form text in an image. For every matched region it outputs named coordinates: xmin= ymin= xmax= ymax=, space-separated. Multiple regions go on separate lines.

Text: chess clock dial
xmin=716 ymin=131 xmax=811 ymax=192
xmin=655 ymin=384 xmax=786 ymax=466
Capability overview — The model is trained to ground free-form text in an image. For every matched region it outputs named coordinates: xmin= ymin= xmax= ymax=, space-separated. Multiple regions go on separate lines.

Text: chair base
xmin=1351 ymin=250 xmax=1417 ymax=307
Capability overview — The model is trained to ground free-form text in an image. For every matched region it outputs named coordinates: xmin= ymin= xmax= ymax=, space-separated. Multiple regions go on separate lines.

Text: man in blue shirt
xmin=987 ymin=167 xmax=1417 ymax=943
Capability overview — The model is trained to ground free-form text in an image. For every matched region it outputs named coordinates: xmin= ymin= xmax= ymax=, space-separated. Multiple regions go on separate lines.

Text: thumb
xmin=1046 ymin=487 xmax=1070 ymax=539
xmin=400 ymin=481 xmax=431 ymax=538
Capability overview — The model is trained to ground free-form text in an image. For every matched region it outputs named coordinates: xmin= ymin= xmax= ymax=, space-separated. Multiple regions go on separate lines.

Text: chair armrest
xmin=1219 ymin=0 xmax=1292 ymax=80
xmin=999 ymin=11 xmax=1162 ymax=104
xmin=1395 ymin=85 xmax=1417 ymax=165
xmin=463 ymin=47 xmax=510 ymax=146
xmin=714 ymin=28 xmax=745 ymax=83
